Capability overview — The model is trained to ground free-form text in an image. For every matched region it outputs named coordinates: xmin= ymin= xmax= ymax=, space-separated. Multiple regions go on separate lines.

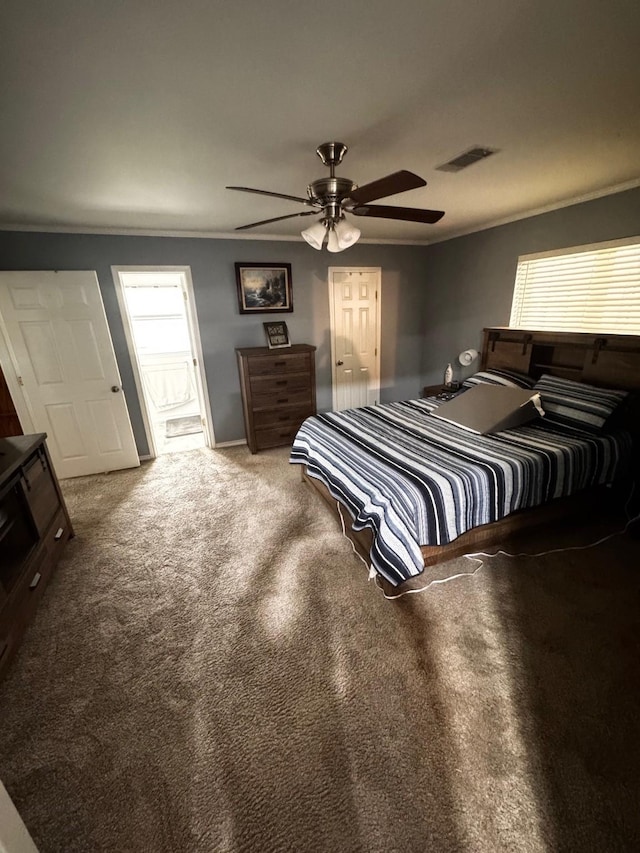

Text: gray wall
xmin=1 ymin=187 xmax=637 ymax=454
xmin=422 ymin=187 xmax=640 ymax=386
xmin=0 ymin=232 xmax=429 ymax=453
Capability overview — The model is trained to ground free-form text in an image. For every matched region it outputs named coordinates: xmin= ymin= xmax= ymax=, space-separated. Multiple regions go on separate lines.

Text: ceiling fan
xmin=226 ymin=142 xmax=444 ymax=252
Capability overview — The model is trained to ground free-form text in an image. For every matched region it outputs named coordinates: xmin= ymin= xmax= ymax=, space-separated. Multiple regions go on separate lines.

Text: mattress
xmin=290 ymin=398 xmax=631 ymax=585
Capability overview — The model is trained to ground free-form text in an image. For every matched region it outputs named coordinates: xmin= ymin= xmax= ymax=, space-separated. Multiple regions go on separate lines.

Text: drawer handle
xmin=29 ymin=572 xmax=42 ymax=590
xmin=275 ymin=380 xmax=287 ymax=386
xmin=54 ymin=527 xmax=64 ymax=541
xmin=274 ymin=361 xmax=286 ymax=366
xmin=277 ymin=398 xmax=289 ymax=404
xmin=279 ymin=432 xmax=291 ymax=438
xmin=278 ymin=415 xmax=289 ymax=421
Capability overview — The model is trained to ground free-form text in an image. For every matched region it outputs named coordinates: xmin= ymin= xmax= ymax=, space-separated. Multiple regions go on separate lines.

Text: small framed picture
xmin=235 ymin=263 xmax=293 ymax=314
xmin=263 ymin=321 xmax=291 ymax=349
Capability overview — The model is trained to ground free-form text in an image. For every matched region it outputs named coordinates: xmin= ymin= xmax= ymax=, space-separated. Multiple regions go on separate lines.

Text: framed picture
xmin=235 ymin=263 xmax=293 ymax=314
xmin=263 ymin=321 xmax=291 ymax=349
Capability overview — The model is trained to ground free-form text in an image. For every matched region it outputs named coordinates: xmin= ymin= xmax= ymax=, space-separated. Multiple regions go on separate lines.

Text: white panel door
xmin=329 ymin=267 xmax=381 ymax=411
xmin=0 ymin=271 xmax=140 ymax=478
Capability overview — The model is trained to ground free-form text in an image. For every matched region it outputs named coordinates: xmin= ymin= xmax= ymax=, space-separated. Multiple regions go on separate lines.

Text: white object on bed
xmin=431 ymin=383 xmax=544 ymax=434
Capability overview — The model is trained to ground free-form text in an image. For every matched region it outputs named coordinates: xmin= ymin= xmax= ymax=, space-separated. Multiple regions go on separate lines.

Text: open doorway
xmin=113 ymin=267 xmax=214 ymax=457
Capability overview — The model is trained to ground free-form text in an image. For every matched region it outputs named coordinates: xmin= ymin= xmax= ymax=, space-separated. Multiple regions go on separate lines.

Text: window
xmin=509 ymin=236 xmax=640 ymax=334
xmin=124 ymin=284 xmax=191 ymax=354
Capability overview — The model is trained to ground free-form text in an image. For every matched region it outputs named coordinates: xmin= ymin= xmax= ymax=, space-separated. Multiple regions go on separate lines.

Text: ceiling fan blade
xmin=227 ymin=186 xmax=312 ymax=205
xmin=235 ymin=211 xmax=319 ymax=231
xmin=351 ymin=204 xmax=445 ymax=224
xmin=346 ymin=170 xmax=427 ymax=205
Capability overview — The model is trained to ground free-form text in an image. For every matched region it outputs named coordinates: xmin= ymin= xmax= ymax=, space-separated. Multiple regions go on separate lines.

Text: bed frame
xmin=302 ymin=327 xmax=640 ymax=591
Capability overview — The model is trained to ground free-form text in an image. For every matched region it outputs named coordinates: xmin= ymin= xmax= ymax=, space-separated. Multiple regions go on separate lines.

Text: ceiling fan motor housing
xmin=307 ymin=176 xmax=356 ymax=220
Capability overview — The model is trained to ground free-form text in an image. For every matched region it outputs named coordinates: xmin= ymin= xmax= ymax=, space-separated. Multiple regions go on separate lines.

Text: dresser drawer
xmin=255 ymin=422 xmax=304 ymax=450
xmin=0 ymin=544 xmax=47 ymax=643
xmin=253 ymin=406 xmax=312 ymax=428
xmin=22 ymin=451 xmax=60 ymax=536
xmin=251 ymin=389 xmax=312 ymax=410
xmin=250 ymin=373 xmax=311 ymax=396
xmin=0 ymin=543 xmax=49 ymax=680
xmin=44 ymin=505 xmax=72 ymax=564
xmin=248 ymin=353 xmax=310 ymax=377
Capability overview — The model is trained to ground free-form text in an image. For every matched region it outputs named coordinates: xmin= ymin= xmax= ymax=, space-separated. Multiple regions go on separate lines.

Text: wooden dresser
xmin=1 ymin=434 xmax=73 ymax=680
xmin=0 ymin=364 xmax=22 ymax=438
xmin=236 ymin=344 xmax=317 ymax=453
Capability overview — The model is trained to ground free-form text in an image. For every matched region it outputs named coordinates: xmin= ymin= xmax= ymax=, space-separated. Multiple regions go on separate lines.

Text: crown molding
xmin=426 ymin=177 xmax=640 ymax=245
xmin=0 ymin=222 xmax=430 ymax=246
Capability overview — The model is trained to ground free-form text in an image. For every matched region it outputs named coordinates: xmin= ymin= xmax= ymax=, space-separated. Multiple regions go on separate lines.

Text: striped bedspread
xmin=290 ymin=398 xmax=631 ymax=585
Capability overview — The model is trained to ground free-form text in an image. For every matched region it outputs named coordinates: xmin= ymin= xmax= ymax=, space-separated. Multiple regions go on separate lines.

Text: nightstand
xmin=422 ymin=384 xmax=444 ymax=398
xmin=423 ymin=383 xmax=464 ymax=401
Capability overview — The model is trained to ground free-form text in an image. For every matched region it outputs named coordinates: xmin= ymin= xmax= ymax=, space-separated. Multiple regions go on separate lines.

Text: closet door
xmin=328 ymin=267 xmax=381 ymax=411
xmin=0 ymin=271 xmax=139 ymax=477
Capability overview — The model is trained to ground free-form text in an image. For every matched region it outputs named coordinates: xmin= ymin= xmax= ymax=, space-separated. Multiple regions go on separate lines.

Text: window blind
xmin=509 ymin=237 xmax=640 ymax=334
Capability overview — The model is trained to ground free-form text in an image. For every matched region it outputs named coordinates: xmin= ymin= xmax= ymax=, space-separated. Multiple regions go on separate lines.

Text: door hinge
xmin=17 ymin=375 xmax=24 ymax=386
xmin=193 ymin=357 xmax=197 ymax=367
xmin=375 ymin=347 xmax=377 ymax=357
xmin=375 ymin=290 xmax=378 ymax=300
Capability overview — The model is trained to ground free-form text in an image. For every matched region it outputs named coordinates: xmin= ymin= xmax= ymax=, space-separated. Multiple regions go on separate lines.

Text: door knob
xmin=111 ymin=385 xmax=121 ymax=392
xmin=336 ymin=360 xmax=344 ymax=366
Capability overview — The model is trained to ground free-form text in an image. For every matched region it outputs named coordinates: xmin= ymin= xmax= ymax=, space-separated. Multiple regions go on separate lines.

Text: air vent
xmin=436 ymin=146 xmax=498 ymax=173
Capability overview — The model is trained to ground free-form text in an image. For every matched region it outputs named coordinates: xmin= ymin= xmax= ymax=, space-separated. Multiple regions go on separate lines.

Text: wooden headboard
xmin=481 ymin=328 xmax=640 ymax=391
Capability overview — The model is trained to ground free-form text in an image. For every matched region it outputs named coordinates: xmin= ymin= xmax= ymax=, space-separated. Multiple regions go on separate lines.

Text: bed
xmin=290 ymin=327 xmax=640 ymax=591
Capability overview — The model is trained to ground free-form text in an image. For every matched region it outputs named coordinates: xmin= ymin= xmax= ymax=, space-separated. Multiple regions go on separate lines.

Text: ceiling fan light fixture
xmin=334 ymin=217 xmax=361 ymax=250
xmin=326 ymin=227 xmax=342 ymax=253
xmin=301 ymin=220 xmax=327 ymax=250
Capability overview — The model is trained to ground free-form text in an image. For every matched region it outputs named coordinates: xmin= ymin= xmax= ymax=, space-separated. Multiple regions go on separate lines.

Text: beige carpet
xmin=0 ymin=446 xmax=639 ymax=853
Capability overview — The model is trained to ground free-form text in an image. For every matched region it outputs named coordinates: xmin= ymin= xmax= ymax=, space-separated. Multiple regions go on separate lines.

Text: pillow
xmin=603 ymin=389 xmax=640 ymax=433
xmin=533 ymin=374 xmax=628 ymax=433
xmin=462 ymin=368 xmax=535 ymax=390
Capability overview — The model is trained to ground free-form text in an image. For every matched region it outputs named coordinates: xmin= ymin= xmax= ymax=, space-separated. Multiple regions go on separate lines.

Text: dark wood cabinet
xmin=236 ymin=345 xmax=316 ymax=453
xmin=0 ymin=364 xmax=22 ymax=438
xmin=0 ymin=434 xmax=73 ymax=680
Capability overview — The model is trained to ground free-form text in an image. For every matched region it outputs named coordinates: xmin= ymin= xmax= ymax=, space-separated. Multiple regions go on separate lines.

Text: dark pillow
xmin=603 ymin=390 xmax=640 ymax=433
xmin=533 ymin=374 xmax=628 ymax=433
xmin=462 ymin=368 xmax=535 ymax=390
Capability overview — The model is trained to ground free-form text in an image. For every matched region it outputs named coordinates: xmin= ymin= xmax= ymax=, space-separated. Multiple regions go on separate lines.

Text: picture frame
xmin=263 ymin=321 xmax=291 ymax=349
xmin=235 ymin=263 xmax=293 ymax=314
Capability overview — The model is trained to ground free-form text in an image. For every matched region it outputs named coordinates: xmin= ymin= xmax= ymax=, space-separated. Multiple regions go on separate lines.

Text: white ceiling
xmin=1 ymin=0 xmax=639 ymax=245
